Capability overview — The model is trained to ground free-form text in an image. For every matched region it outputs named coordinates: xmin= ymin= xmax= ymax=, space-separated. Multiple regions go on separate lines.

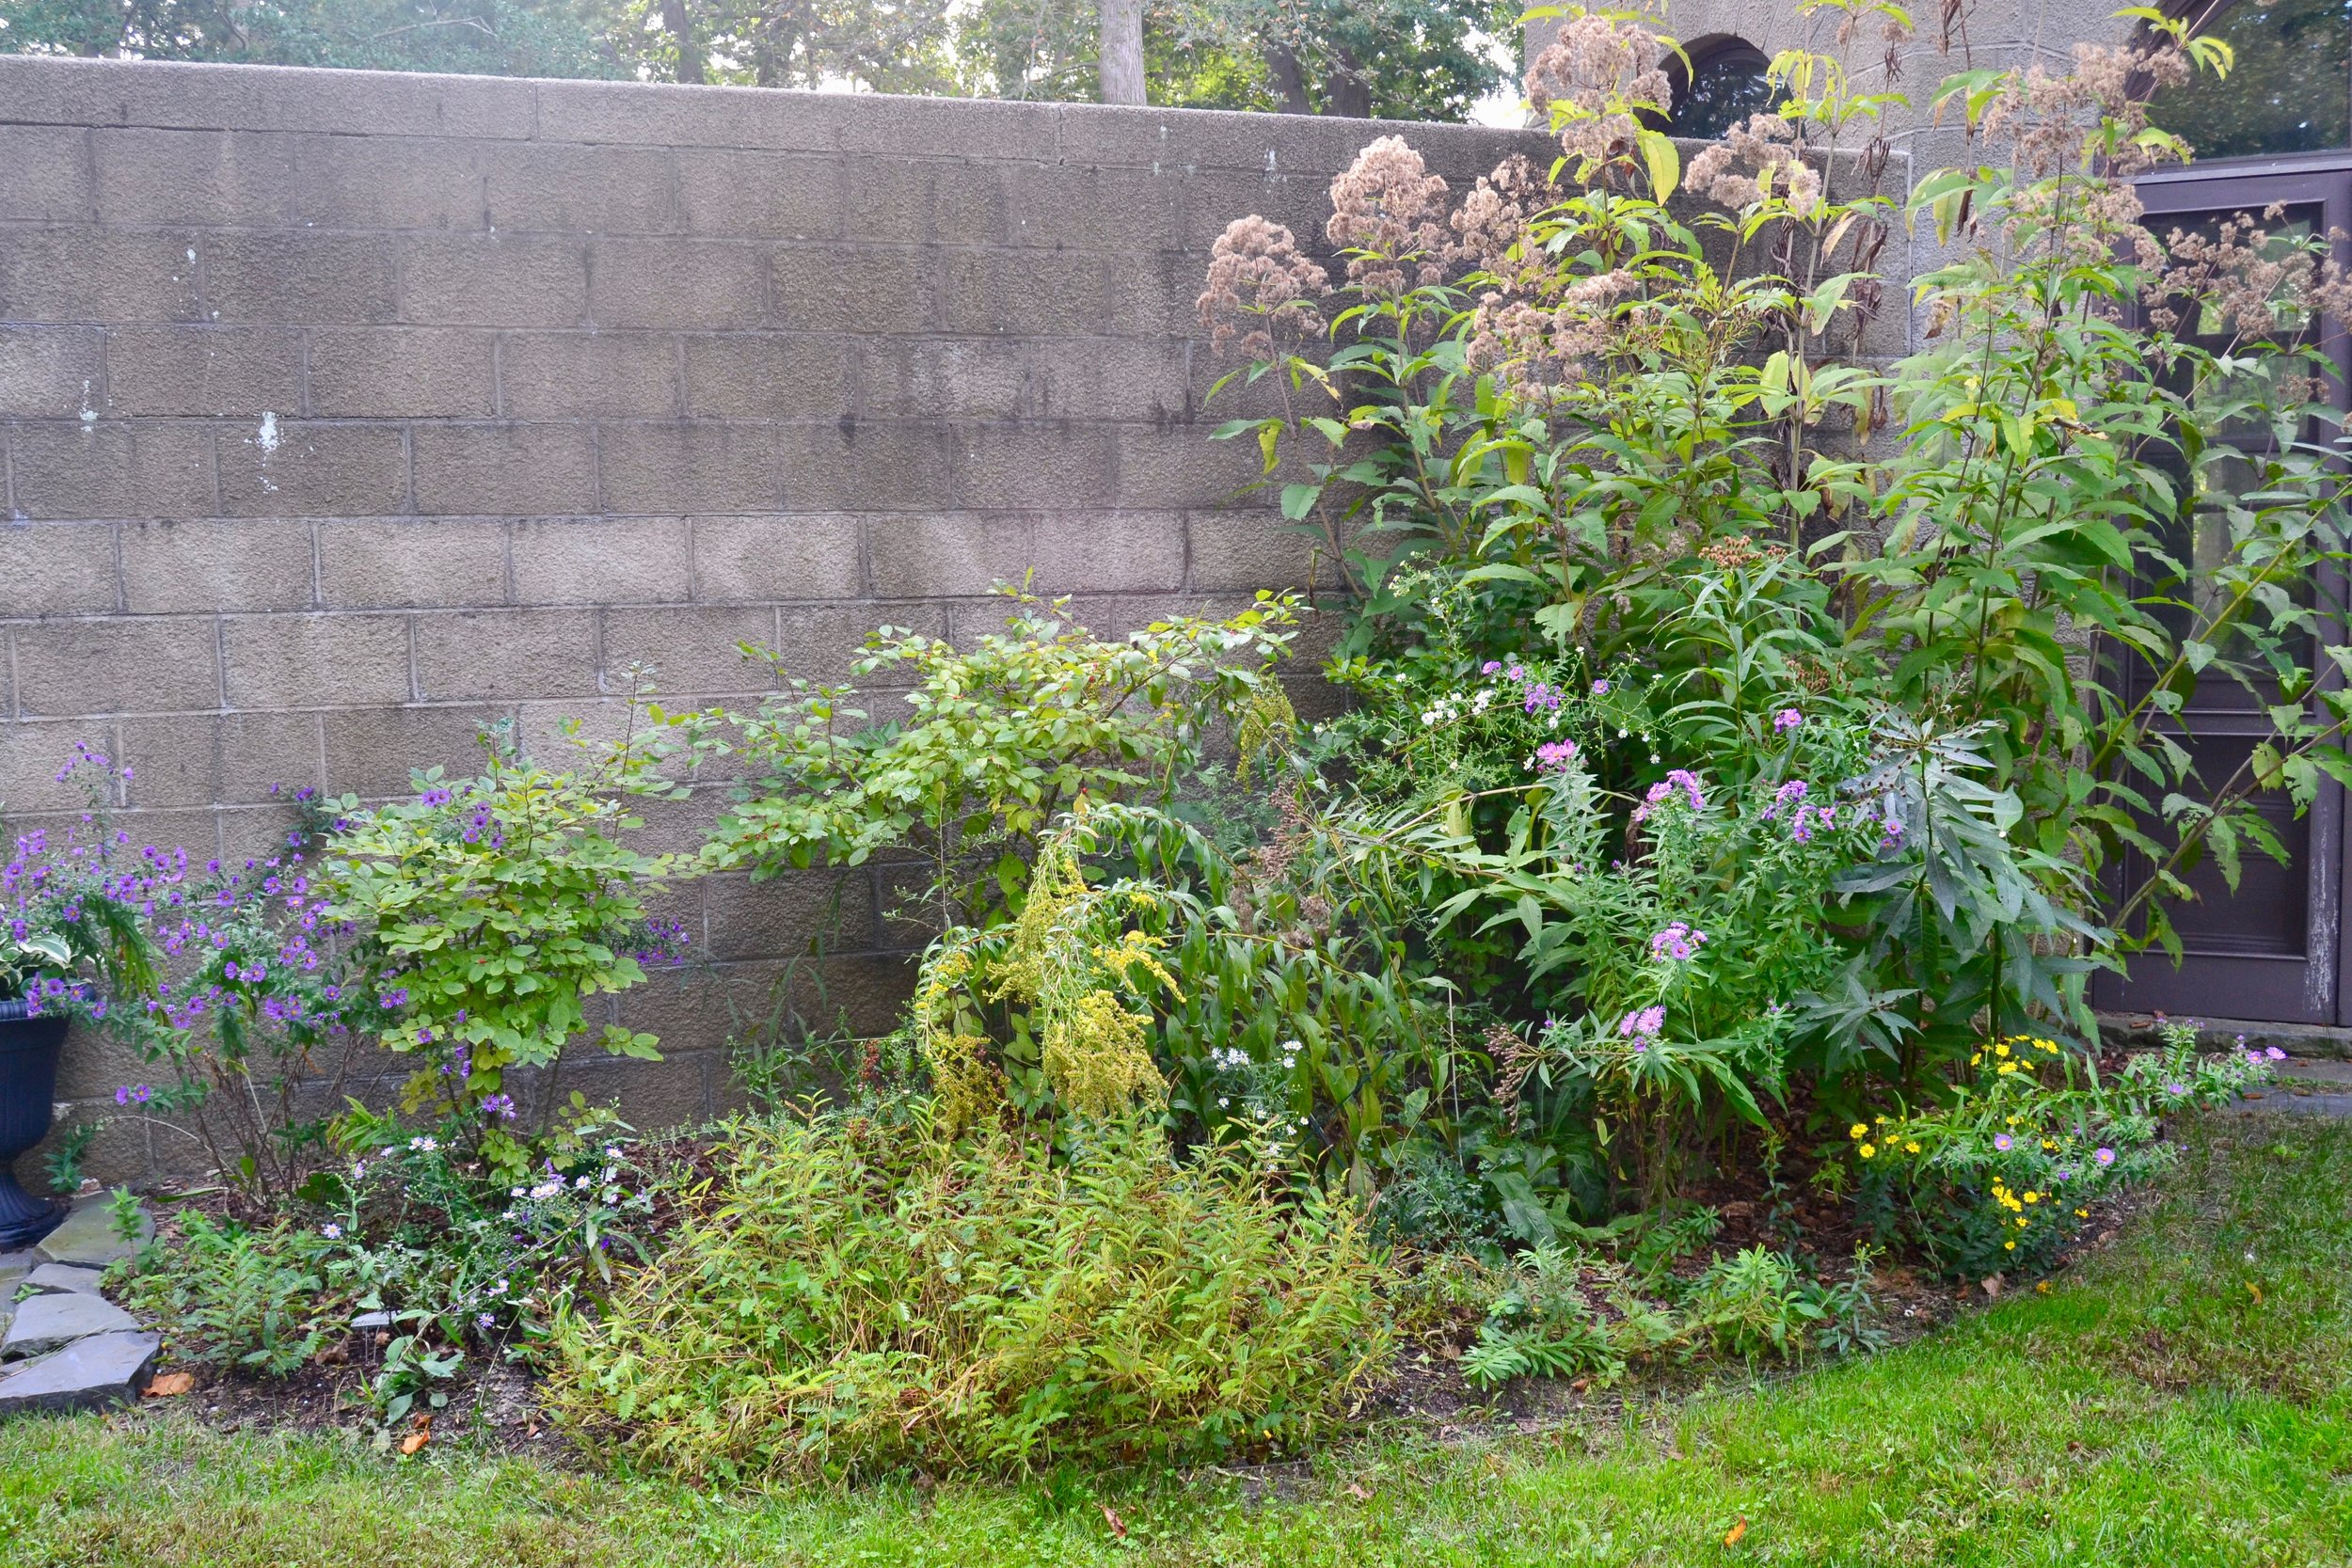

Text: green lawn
xmin=5 ymin=1112 xmax=2348 ymax=1567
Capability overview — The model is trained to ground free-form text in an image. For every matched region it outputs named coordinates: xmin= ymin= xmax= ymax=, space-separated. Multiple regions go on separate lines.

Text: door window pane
xmin=2153 ymin=0 xmax=2352 ymax=160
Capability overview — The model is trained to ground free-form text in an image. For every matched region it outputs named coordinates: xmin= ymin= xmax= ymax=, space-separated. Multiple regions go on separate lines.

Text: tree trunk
xmin=1323 ymin=44 xmax=1372 ymax=118
xmin=1098 ymin=0 xmax=1146 ymax=105
xmin=663 ymin=0 xmax=704 ymax=84
xmin=1265 ymin=38 xmax=1311 ymax=114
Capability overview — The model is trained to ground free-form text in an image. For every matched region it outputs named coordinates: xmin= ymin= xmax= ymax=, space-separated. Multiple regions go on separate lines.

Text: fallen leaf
xmin=1345 ymin=1482 xmax=1373 ymax=1501
xmin=1100 ymin=1505 xmax=1125 ymax=1540
xmin=2247 ymin=1281 xmax=2265 ymax=1305
xmin=397 ymin=1430 xmax=429 ymax=1456
xmin=1980 ymin=1274 xmax=2004 ymax=1297
xmin=1724 ymin=1518 xmax=1748 ymax=1546
xmin=144 ymin=1372 xmax=195 ymax=1399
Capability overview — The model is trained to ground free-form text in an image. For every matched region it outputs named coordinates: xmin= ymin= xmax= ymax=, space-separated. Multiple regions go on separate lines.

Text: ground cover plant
xmin=4 ymin=1111 xmax=2345 ymax=1566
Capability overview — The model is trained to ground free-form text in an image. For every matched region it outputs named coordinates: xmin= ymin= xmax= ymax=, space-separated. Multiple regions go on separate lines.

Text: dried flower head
xmin=1685 ymin=112 xmax=1822 ymax=216
xmin=1198 ymin=214 xmax=1331 ymax=357
xmin=1326 ymin=135 xmax=1452 ymax=294
xmin=1524 ymin=13 xmax=1671 ymax=178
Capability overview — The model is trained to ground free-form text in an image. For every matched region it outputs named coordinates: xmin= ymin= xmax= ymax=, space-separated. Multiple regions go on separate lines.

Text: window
xmin=2152 ymin=0 xmax=2352 ymax=160
xmin=1669 ymin=37 xmax=1773 ymax=140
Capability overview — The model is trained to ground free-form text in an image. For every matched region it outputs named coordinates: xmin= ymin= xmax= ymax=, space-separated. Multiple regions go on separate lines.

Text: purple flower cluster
xmin=1617 ymin=1005 xmax=1665 ymax=1050
xmin=1534 ymin=739 xmax=1580 ymax=773
xmin=1649 ymin=921 xmax=1707 ymax=961
xmin=1632 ymin=769 xmax=1705 ymax=825
xmin=1773 ymin=708 xmax=1804 ymax=733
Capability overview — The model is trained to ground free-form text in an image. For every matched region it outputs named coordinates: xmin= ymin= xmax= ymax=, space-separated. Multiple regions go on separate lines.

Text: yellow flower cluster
xmin=1970 ymin=1035 xmax=2062 ymax=1074
xmin=1988 ymin=1178 xmax=2044 ymax=1250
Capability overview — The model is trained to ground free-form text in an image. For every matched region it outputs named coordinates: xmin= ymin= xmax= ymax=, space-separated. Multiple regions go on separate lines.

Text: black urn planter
xmin=0 ymin=997 xmax=70 ymax=1250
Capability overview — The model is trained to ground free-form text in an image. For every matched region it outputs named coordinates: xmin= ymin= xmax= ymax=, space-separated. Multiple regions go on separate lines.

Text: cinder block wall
xmin=0 ymin=56 xmax=1548 ymax=1180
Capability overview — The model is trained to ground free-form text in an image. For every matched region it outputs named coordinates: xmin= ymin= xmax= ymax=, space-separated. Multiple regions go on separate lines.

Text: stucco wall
xmin=0 ymin=55 xmax=1558 ymax=1180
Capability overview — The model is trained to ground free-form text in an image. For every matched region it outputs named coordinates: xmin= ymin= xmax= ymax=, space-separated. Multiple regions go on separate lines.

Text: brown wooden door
xmin=2095 ymin=162 xmax=2352 ymax=1024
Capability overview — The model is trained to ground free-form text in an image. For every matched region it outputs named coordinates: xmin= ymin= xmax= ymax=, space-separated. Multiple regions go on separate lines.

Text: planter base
xmin=0 ymin=1181 xmax=65 ymax=1252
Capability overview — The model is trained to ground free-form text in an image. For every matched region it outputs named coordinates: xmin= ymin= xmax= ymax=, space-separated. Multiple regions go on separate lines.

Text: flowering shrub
xmin=1853 ymin=1022 xmax=2270 ymax=1275
xmin=1170 ymin=0 xmax=2352 ymax=1251
xmin=321 ymin=722 xmax=685 ymax=1180
xmin=1 ymin=745 xmax=165 ymax=1015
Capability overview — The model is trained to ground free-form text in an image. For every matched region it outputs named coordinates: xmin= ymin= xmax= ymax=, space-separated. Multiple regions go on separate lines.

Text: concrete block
xmin=119 ymin=517 xmax=314 ymax=612
xmin=768 ymin=245 xmax=927 ymax=333
xmin=863 ymin=336 xmax=1189 ymax=423
xmin=217 ymin=420 xmax=409 ymax=518
xmin=840 ymin=154 xmax=1005 ymax=246
xmin=8 ymin=424 xmax=216 ymax=521
xmin=204 ymin=231 xmax=398 ymax=325
xmin=0 ymin=326 xmax=104 ymax=419
xmin=0 ymin=55 xmax=537 ymax=141
xmin=1101 ymin=248 xmax=1203 ymax=338
xmin=412 ymin=423 xmax=598 ymax=515
xmin=588 ymin=239 xmax=769 ymax=330
xmin=103 ymin=325 xmax=301 ymax=418
xmin=1176 ymin=168 xmax=1337 ymax=256
xmin=531 ymin=77 xmax=857 ymax=155
xmin=508 ymin=1051 xmax=710 ymax=1134
xmin=596 ymin=421 xmax=783 ymax=514
xmin=221 ymin=611 xmax=412 ymax=707
xmin=215 ymin=800 xmax=310 ymax=864
xmin=674 ymin=150 xmax=840 ymax=241
xmin=0 ymin=733 xmax=125 ymax=813
xmin=0 ymin=230 xmax=203 ymax=325
xmin=933 ymin=246 xmax=1106 ymax=338
xmin=1115 ymin=421 xmax=1262 ymax=509
xmin=396 ymin=234 xmax=588 ymax=328
xmin=0 ymin=125 xmax=95 ymax=223
xmin=289 ymin=133 xmax=485 ymax=231
xmin=703 ymin=868 xmax=878 ymax=961
xmin=500 ymin=332 xmax=681 ymax=420
xmin=482 ymin=142 xmax=676 ymax=235
xmin=91 ymin=127 xmax=294 ymax=227
xmin=681 ymin=333 xmax=851 ymax=420
xmin=600 ymin=604 xmax=778 ymax=694
xmin=773 ymin=599 xmax=942 ymax=683
xmin=412 ymin=608 xmax=598 ymax=701
xmin=118 ymin=710 xmax=326 ymax=808
xmin=0 ymin=522 xmax=119 ymax=618
xmin=831 ymin=95 xmax=1059 ymax=163
xmin=510 ymin=515 xmax=691 ymax=605
xmin=316 ymin=516 xmax=507 ymax=609
xmin=999 ymin=161 xmax=1186 ymax=251
xmin=306 ymin=328 xmax=498 ymax=419
xmin=322 ymin=703 xmax=505 ymax=796
xmin=1186 ymin=508 xmax=1321 ymax=591
xmin=950 ymin=422 xmax=1118 ymax=511
xmin=690 ymin=514 xmax=863 ymax=602
xmin=776 ymin=420 xmax=954 ymax=512
xmin=864 ymin=514 xmax=1062 ymax=600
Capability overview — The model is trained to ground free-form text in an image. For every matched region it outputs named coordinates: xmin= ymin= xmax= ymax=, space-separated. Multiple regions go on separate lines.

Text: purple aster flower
xmin=2165 ymin=1082 xmax=2188 ymax=1096
xmin=2265 ymin=1046 xmax=2287 ymax=1061
xmin=1481 ymin=660 xmax=1502 ymax=674
xmin=2094 ymin=1147 xmax=2116 ymax=1167
xmin=1773 ymin=708 xmax=1803 ymax=732
xmin=1994 ymin=1133 xmax=2013 ymax=1151
xmin=1591 ymin=679 xmax=1609 ymax=694
xmin=1534 ymin=739 xmax=1579 ymax=773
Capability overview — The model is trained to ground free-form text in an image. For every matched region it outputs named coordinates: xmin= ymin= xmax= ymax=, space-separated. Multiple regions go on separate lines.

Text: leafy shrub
xmin=693 ymin=586 xmax=1300 ymax=929
xmin=320 ymin=719 xmax=686 ymax=1178
xmin=120 ymin=1211 xmax=330 ymax=1376
xmin=547 ymin=1113 xmax=1390 ymax=1481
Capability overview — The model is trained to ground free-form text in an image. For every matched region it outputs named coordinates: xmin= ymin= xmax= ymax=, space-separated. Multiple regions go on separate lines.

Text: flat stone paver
xmin=22 ymin=1262 xmax=103 ymax=1295
xmin=0 ymin=1249 xmax=33 ymax=1288
xmin=33 ymin=1200 xmax=151 ymax=1270
xmin=0 ymin=1290 xmax=138 ymax=1360
xmin=0 ymin=1331 xmax=157 ymax=1417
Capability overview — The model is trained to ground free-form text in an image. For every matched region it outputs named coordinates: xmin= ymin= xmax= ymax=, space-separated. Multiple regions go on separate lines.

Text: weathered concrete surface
xmin=0 ymin=55 xmax=1563 ymax=1182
